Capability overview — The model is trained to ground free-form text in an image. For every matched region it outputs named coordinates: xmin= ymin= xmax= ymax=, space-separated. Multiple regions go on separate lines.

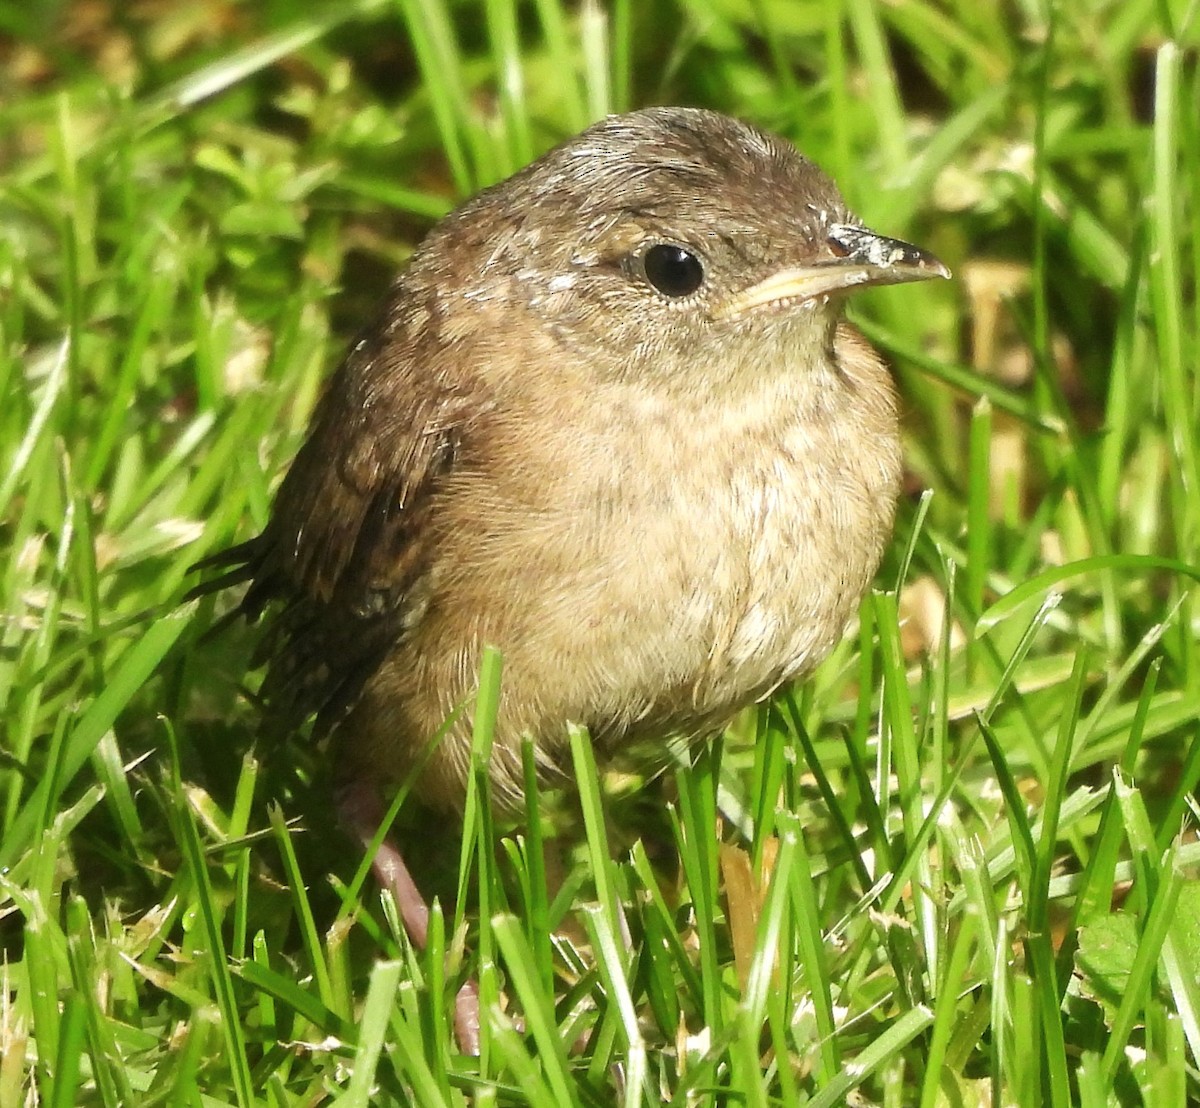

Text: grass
xmin=1 ymin=0 xmax=1199 ymax=1104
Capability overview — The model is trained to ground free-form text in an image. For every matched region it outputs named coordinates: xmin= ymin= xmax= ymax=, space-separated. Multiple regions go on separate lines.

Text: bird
xmin=194 ymin=105 xmax=948 ymax=1051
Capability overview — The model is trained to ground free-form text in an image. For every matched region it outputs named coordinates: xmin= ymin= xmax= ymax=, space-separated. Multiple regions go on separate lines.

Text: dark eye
xmin=642 ymin=243 xmax=705 ymax=298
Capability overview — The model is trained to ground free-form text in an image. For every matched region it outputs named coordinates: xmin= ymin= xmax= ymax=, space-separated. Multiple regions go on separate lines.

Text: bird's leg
xmin=335 ymin=778 xmax=481 ymax=1054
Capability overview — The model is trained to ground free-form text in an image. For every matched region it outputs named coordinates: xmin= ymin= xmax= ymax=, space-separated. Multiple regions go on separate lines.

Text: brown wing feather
xmin=196 ymin=294 xmax=487 ymax=737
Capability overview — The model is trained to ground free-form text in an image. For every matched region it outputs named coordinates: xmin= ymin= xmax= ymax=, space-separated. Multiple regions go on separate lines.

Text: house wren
xmin=197 ymin=106 xmax=948 ymax=1049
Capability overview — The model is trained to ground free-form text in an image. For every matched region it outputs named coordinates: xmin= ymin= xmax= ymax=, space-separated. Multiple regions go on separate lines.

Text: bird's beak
xmin=716 ymin=223 xmax=950 ymax=320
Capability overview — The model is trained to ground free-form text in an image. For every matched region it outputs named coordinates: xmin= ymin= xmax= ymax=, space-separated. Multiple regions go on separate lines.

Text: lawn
xmin=1 ymin=1 xmax=1198 ymax=1104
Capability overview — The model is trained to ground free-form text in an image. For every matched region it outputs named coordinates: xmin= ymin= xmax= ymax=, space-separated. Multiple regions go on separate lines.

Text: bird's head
xmin=413 ymin=106 xmax=949 ymax=397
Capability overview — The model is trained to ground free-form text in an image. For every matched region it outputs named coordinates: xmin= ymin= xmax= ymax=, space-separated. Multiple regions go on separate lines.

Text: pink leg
xmin=336 ymin=779 xmax=481 ymax=1054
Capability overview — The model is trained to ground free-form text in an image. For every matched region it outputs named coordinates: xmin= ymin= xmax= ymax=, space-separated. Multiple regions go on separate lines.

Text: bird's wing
xmin=193 ymin=305 xmax=488 ymax=737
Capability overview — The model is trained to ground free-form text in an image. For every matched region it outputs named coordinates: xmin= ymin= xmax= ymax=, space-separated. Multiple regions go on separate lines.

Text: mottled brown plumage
xmin=198 ymin=106 xmax=947 ymax=1049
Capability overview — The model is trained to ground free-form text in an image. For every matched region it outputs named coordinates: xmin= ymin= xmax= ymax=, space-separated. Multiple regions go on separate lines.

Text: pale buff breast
xmin=536 ymin=321 xmax=901 ymax=735
xmin=347 ymin=323 xmax=900 ymax=808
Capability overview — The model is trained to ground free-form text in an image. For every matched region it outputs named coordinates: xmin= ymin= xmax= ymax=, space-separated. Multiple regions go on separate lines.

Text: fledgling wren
xmin=198 ymin=106 xmax=947 ymax=1049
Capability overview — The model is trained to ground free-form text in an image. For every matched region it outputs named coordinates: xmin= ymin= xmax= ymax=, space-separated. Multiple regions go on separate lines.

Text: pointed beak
xmin=715 ymin=223 xmax=950 ymax=320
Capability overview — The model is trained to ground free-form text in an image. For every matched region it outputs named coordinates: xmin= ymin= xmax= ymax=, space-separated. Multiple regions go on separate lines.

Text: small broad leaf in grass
xmin=1074 ymin=911 xmax=1140 ymax=1024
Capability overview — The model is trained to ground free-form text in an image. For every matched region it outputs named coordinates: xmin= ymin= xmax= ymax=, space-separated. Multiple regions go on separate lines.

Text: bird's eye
xmin=641 ymin=243 xmax=705 ymax=298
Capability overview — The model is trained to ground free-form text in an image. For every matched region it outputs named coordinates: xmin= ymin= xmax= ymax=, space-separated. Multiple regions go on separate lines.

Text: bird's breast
xmin=469 ymin=343 xmax=902 ymax=739
xmin=605 ymin=385 xmax=898 ymax=721
xmin=353 ymin=331 xmax=901 ymax=805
